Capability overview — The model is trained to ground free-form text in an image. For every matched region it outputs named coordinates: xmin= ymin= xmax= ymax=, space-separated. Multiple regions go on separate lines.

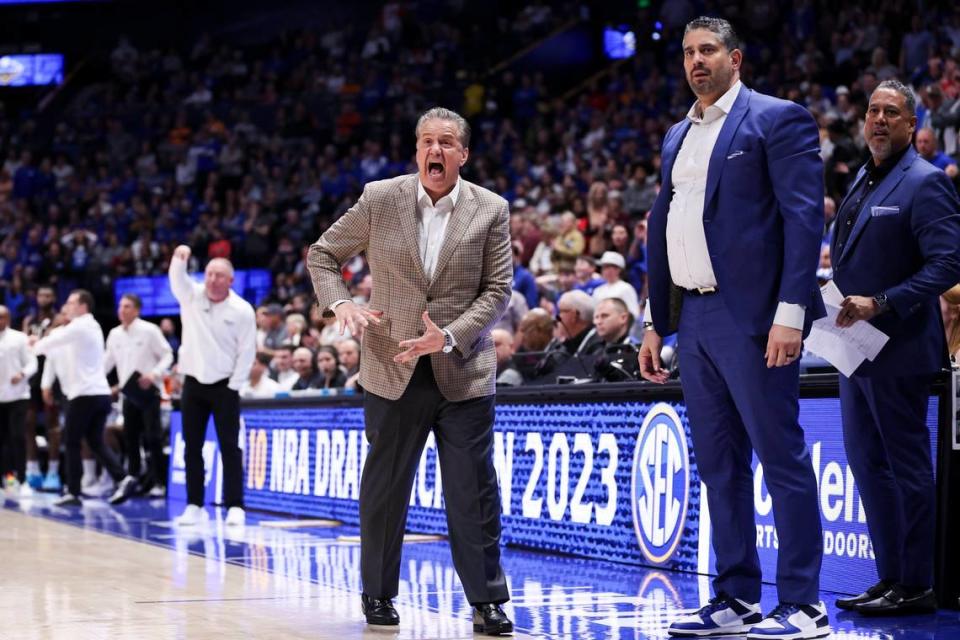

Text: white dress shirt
xmin=0 ymin=328 xmax=38 ymax=403
xmin=169 ymin=258 xmax=258 ymax=391
xmin=104 ymin=317 xmax=174 ymax=388
xmin=416 ymin=177 xmax=460 ymax=281
xmin=645 ymin=81 xmax=804 ymax=330
xmin=241 ymin=374 xmax=281 ymax=399
xmin=33 ymin=314 xmax=111 ymax=400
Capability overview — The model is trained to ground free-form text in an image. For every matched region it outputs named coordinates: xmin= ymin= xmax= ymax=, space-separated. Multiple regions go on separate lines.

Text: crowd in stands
xmin=2 ymin=1 xmax=960 ymax=391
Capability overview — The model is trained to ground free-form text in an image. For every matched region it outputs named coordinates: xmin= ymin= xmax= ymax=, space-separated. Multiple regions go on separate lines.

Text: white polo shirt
xmin=169 ymin=257 xmax=257 ymax=391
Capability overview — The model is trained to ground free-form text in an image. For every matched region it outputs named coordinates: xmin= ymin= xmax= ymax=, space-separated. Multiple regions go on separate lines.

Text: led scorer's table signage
xmin=169 ymin=392 xmax=938 ymax=595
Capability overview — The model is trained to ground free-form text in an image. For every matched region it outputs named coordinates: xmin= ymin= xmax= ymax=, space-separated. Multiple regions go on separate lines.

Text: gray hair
xmin=415 ymin=107 xmax=471 ymax=148
xmin=684 ymin=16 xmax=741 ymax=52
xmin=558 ymin=290 xmax=596 ymax=322
xmin=873 ymin=79 xmax=917 ymax=116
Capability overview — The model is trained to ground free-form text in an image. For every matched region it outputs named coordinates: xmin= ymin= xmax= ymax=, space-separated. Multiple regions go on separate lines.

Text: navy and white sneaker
xmin=747 ymin=601 xmax=830 ymax=640
xmin=668 ymin=593 xmax=763 ymax=637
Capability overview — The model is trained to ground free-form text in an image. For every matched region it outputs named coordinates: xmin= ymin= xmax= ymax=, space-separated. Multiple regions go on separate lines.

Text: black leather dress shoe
xmin=473 ymin=603 xmax=514 ymax=636
xmin=855 ymin=585 xmax=937 ymax=616
xmin=836 ymin=579 xmax=893 ymax=610
xmin=361 ymin=593 xmax=400 ymax=625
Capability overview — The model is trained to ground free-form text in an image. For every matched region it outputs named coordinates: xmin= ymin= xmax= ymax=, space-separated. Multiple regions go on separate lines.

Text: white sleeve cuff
xmin=773 ymin=302 xmax=805 ymax=331
xmin=642 ymin=301 xmax=652 ymax=325
xmin=443 ymin=329 xmax=457 ymax=347
xmin=330 ymin=299 xmax=351 ymax=309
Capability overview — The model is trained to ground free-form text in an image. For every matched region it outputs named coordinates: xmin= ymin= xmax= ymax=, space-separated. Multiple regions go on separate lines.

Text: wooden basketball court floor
xmin=2 ymin=492 xmax=958 ymax=639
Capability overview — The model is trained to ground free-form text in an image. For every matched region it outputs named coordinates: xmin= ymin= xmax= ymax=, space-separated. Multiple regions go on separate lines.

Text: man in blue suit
xmin=830 ymin=80 xmax=960 ymax=616
xmin=638 ymin=17 xmax=829 ymax=640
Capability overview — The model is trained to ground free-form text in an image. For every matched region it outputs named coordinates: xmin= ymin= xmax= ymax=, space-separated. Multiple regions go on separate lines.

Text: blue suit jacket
xmin=648 ymin=87 xmax=826 ymax=337
xmin=831 ymin=147 xmax=960 ymax=377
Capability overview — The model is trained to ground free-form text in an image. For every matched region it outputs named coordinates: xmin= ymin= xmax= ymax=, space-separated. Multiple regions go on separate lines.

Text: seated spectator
xmin=592 ymin=252 xmax=640 ymax=318
xmin=552 ymin=211 xmax=585 ymax=262
xmin=284 ymin=312 xmax=307 ymax=347
xmin=551 ymin=290 xmax=599 ymax=356
xmin=516 ymin=308 xmax=554 ymax=352
xmin=241 ymin=352 xmax=281 ymax=399
xmin=290 ymin=347 xmax=321 ymax=390
xmin=528 ymin=219 xmax=557 ymax=277
xmin=314 ymin=346 xmax=347 ymax=389
xmin=270 ymin=346 xmax=298 ymax=389
xmin=256 ymin=304 xmax=288 ymax=354
xmin=335 ymin=338 xmax=361 ymax=377
xmin=593 ymin=298 xmax=635 ymax=348
xmin=492 ymin=328 xmax=523 ymax=387
xmin=573 ymin=256 xmax=605 ymax=295
xmin=591 ymin=298 xmax=640 ymax=382
xmin=916 ymin=128 xmax=959 ymax=177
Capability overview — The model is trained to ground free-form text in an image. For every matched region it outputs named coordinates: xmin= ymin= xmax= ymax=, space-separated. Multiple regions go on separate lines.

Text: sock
xmin=48 ymin=460 xmax=60 ymax=475
xmin=82 ymin=459 xmax=96 ymax=478
xmin=26 ymin=461 xmax=40 ymax=475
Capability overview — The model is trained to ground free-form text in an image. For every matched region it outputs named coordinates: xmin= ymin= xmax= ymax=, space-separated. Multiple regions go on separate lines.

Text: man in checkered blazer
xmin=307 ymin=107 xmax=514 ymax=635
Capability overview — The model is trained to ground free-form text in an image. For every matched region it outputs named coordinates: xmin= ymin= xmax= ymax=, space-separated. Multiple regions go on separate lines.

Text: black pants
xmin=0 ymin=400 xmax=28 ymax=481
xmin=65 ymin=395 xmax=125 ymax=496
xmin=181 ymin=376 xmax=243 ymax=508
xmin=360 ymin=357 xmax=508 ymax=605
xmin=122 ymin=393 xmax=165 ymax=489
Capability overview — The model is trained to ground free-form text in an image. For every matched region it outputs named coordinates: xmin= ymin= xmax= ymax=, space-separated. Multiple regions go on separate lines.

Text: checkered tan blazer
xmin=307 ymin=174 xmax=513 ymax=402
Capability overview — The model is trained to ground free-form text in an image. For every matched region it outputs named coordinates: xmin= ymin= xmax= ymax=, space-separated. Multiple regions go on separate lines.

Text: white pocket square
xmin=870 ymin=205 xmax=900 ymax=217
xmin=726 ymin=150 xmax=745 ymax=159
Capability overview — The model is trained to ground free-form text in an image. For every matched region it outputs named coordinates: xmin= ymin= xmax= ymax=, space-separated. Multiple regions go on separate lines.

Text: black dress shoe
xmin=836 ymin=579 xmax=893 ymax=610
xmin=361 ymin=593 xmax=399 ymax=625
xmin=473 ymin=603 xmax=513 ymax=636
xmin=855 ymin=585 xmax=937 ymax=616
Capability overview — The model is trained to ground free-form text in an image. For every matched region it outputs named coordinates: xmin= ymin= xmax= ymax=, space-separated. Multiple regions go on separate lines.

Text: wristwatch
xmin=873 ymin=292 xmax=889 ymax=314
xmin=442 ymin=330 xmax=454 ymax=354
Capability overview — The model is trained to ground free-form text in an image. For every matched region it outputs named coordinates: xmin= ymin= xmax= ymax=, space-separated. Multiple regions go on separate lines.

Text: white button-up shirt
xmin=169 ymin=258 xmax=257 ymax=391
xmin=33 ymin=314 xmax=111 ymax=400
xmin=416 ymin=177 xmax=460 ymax=281
xmin=0 ymin=328 xmax=38 ymax=403
xmin=645 ymin=81 xmax=803 ymax=330
xmin=104 ymin=317 xmax=174 ymax=388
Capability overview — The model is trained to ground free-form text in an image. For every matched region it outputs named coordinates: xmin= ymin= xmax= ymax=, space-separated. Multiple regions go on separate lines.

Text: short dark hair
xmin=684 ymin=16 xmax=741 ymax=51
xmin=873 ymin=79 xmax=917 ymax=116
xmin=255 ymin=352 xmax=273 ymax=366
xmin=121 ymin=293 xmax=142 ymax=310
xmin=72 ymin=289 xmax=95 ymax=313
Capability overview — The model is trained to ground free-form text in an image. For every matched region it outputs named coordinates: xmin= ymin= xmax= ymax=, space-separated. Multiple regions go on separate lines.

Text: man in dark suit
xmin=831 ymin=80 xmax=960 ymax=616
xmin=639 ymin=17 xmax=829 ymax=640
xmin=307 ymin=107 xmax=514 ymax=635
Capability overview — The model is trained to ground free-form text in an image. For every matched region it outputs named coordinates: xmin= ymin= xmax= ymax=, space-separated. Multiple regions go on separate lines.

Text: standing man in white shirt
xmin=0 ymin=305 xmax=38 ymax=493
xmin=31 ymin=290 xmax=137 ymax=507
xmin=168 ymin=246 xmax=256 ymax=527
xmin=638 ymin=17 xmax=828 ymax=640
xmin=103 ymin=293 xmax=173 ymax=503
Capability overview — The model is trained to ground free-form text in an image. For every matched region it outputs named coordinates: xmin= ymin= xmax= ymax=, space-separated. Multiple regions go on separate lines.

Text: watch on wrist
xmin=441 ymin=330 xmax=454 ymax=354
xmin=873 ymin=292 xmax=889 ymax=314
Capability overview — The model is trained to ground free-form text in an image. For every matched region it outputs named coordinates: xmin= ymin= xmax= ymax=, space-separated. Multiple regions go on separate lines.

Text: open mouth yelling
xmin=427 ymin=161 xmax=444 ymax=178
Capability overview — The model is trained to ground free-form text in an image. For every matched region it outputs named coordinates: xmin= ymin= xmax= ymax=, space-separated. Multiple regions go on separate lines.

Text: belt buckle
xmin=696 ymin=286 xmax=716 ymax=295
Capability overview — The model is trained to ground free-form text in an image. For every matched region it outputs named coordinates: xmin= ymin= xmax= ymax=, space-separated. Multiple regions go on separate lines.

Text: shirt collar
xmin=687 ymin=80 xmax=743 ymax=124
xmin=417 ymin=177 xmax=461 ymax=211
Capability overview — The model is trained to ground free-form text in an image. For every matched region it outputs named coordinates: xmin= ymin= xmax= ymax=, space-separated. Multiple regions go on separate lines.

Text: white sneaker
xmin=90 ymin=474 xmax=115 ymax=497
xmin=669 ymin=593 xmax=763 ymax=637
xmin=225 ymin=507 xmax=246 ymax=527
xmin=81 ymin=474 xmax=98 ymax=491
xmin=109 ymin=475 xmax=139 ymax=505
xmin=747 ymin=601 xmax=830 ymax=640
xmin=19 ymin=482 xmax=34 ymax=497
xmin=148 ymin=485 xmax=166 ymax=498
xmin=174 ymin=504 xmax=209 ymax=527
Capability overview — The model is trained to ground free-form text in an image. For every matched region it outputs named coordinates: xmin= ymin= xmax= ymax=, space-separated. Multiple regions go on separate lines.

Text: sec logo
xmin=631 ymin=403 xmax=690 ymax=564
